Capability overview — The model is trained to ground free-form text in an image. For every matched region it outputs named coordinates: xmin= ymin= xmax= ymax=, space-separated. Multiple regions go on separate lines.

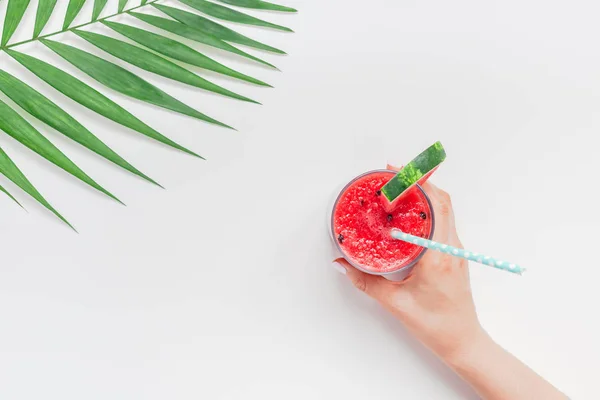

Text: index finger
xmin=420 ymin=181 xmax=456 ymax=245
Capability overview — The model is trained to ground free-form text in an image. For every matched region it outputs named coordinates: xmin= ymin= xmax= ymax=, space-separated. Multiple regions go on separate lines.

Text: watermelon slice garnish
xmin=381 ymin=141 xmax=446 ymax=206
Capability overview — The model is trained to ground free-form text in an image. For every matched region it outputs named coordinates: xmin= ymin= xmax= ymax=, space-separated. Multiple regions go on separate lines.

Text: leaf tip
xmin=208 ymin=118 xmax=235 ymax=130
xmin=57 ymin=214 xmax=77 ymax=232
xmin=252 ymin=79 xmax=272 ymax=87
xmin=184 ymin=148 xmax=205 ymax=159
xmin=108 ymin=192 xmax=126 ymax=206
xmin=244 ymin=98 xmax=261 ymax=105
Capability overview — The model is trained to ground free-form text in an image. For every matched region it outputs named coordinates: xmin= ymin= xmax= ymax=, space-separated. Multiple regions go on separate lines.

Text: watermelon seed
xmin=387 ymin=214 xmax=393 ymax=222
xmin=360 ymin=199 xmax=364 ymax=206
xmin=420 ymin=212 xmax=427 ymax=219
xmin=338 ymin=234 xmax=344 ymax=244
xmin=376 ymin=190 xmax=381 ymax=196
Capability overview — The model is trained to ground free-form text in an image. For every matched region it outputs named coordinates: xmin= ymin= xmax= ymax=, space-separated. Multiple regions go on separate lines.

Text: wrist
xmin=441 ymin=327 xmax=496 ymax=369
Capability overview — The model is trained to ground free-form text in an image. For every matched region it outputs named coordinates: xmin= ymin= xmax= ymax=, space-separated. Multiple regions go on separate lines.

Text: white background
xmin=0 ymin=0 xmax=598 ymax=398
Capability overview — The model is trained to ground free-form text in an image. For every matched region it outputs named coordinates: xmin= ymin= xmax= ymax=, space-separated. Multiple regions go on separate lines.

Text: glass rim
xmin=330 ymin=169 xmax=436 ymax=276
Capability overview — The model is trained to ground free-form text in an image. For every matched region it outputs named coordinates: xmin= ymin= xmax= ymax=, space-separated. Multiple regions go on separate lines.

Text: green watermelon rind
xmin=381 ymin=141 xmax=446 ymax=202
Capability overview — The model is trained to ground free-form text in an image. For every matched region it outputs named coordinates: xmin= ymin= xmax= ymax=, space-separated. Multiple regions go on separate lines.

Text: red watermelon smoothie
xmin=331 ymin=170 xmax=435 ymax=281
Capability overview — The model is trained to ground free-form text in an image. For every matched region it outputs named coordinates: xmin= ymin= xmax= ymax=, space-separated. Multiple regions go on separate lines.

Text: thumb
xmin=334 ymin=258 xmax=395 ymax=301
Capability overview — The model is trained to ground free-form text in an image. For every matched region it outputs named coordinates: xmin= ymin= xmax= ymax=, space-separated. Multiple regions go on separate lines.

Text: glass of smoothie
xmin=329 ymin=170 xmax=435 ymax=281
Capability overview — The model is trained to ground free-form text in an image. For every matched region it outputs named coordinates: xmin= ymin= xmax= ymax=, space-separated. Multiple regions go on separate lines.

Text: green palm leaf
xmin=154 ymin=4 xmax=285 ymax=54
xmin=73 ymin=29 xmax=259 ymax=104
xmin=63 ymin=0 xmax=86 ymax=30
xmin=130 ymin=12 xmax=277 ymax=69
xmin=41 ymin=39 xmax=233 ymax=129
xmin=33 ymin=0 xmax=58 ymax=38
xmin=2 ymin=0 xmax=31 ymax=47
xmin=0 ymin=97 xmax=121 ymax=204
xmin=92 ymin=0 xmax=108 ymax=21
xmin=0 ymin=0 xmax=295 ymax=227
xmin=0 ymin=179 xmax=23 ymax=207
xmin=6 ymin=50 xmax=201 ymax=159
xmin=0 ymin=69 xmax=159 ymax=187
xmin=102 ymin=21 xmax=270 ymax=87
xmin=215 ymin=0 xmax=297 ymax=12
xmin=179 ymin=0 xmax=293 ymax=32
xmin=118 ymin=0 xmax=129 ymax=13
xmin=0 ymin=146 xmax=72 ymax=229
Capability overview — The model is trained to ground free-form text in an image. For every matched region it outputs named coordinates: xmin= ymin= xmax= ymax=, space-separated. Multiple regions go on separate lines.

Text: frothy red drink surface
xmin=333 ymin=171 xmax=433 ymax=272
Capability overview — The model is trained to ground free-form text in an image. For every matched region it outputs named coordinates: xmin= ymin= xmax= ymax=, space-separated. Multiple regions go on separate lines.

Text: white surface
xmin=0 ymin=0 xmax=598 ymax=398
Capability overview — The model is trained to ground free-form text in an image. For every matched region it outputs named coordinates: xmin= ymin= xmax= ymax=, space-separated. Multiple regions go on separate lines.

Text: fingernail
xmin=332 ymin=260 xmax=347 ymax=275
xmin=386 ymin=163 xmax=403 ymax=172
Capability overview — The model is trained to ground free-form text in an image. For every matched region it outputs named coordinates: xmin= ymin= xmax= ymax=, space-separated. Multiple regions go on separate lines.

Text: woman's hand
xmin=334 ymin=169 xmax=568 ymax=399
xmin=335 ymin=180 xmax=482 ymax=360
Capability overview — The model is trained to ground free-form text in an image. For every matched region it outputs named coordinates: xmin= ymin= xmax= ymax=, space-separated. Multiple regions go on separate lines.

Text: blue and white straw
xmin=391 ymin=229 xmax=526 ymax=275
